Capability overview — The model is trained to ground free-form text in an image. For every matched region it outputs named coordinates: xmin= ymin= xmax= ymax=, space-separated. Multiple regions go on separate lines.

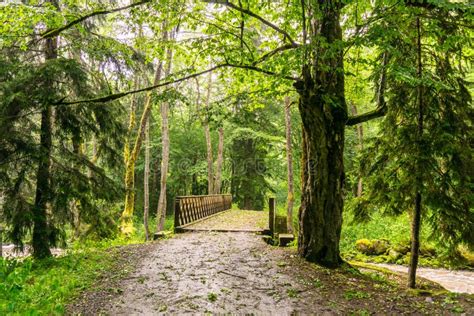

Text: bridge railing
xmin=174 ymin=194 xmax=232 ymax=231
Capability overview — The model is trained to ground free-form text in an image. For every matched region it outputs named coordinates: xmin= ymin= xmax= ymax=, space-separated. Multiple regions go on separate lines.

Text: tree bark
xmin=214 ymin=127 xmax=224 ymax=194
xmin=408 ymin=16 xmax=424 ymax=289
xmin=350 ymin=102 xmax=364 ymax=197
xmin=156 ymin=37 xmax=174 ymax=232
xmin=32 ymin=101 xmax=53 ymax=259
xmin=204 ymin=72 xmax=214 ymax=194
xmin=284 ymin=96 xmax=294 ymax=233
xmin=296 ymin=1 xmax=346 ymax=268
xmin=121 ymin=61 xmax=163 ymax=235
xmin=143 ymin=117 xmax=151 ymax=241
xmin=32 ymin=0 xmax=59 ymax=258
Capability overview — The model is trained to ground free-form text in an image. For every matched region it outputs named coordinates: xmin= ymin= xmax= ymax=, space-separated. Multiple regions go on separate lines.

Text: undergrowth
xmin=0 ymin=245 xmax=114 ymax=314
xmin=0 ymin=215 xmax=175 ymax=315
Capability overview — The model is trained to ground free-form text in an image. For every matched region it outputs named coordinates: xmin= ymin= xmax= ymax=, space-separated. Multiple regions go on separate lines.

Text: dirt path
xmin=374 ymin=263 xmax=474 ymax=294
xmin=70 ymin=231 xmax=474 ymax=315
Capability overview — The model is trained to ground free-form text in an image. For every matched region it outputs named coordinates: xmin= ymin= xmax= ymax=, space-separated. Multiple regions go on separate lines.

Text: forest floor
xmin=68 ymin=230 xmax=474 ymax=315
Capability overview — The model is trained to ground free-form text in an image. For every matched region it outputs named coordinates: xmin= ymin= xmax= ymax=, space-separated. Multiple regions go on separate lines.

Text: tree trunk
xmin=296 ymin=2 xmax=346 ymax=268
xmin=284 ymin=97 xmax=295 ymax=233
xmin=214 ymin=127 xmax=224 ymax=194
xmin=350 ymin=102 xmax=364 ymax=197
xmin=121 ymin=62 xmax=163 ymax=235
xmin=204 ymin=72 xmax=214 ymax=194
xmin=156 ymin=39 xmax=173 ymax=232
xmin=124 ymin=78 xmax=139 ymax=166
xmin=32 ymin=103 xmax=53 ymax=259
xmin=143 ymin=118 xmax=151 ymax=241
xmin=408 ymin=16 xmax=424 ymax=289
xmin=32 ymin=0 xmax=58 ymax=258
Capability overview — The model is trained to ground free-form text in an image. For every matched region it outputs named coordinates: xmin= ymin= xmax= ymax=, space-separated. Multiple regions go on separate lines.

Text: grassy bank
xmin=0 ymin=215 xmax=175 ymax=315
xmin=0 ymin=244 xmax=118 ymax=314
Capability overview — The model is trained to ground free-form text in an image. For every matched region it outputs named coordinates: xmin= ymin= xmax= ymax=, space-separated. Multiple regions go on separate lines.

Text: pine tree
xmin=360 ymin=6 xmax=473 ymax=287
xmin=0 ymin=53 xmax=125 ymax=257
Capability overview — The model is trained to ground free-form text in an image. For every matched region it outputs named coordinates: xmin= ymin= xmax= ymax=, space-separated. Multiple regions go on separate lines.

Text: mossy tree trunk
xmin=296 ymin=1 xmax=346 ymax=268
xmin=156 ymin=38 xmax=173 ymax=232
xmin=284 ymin=96 xmax=294 ymax=233
xmin=121 ymin=63 xmax=163 ymax=235
xmin=204 ymin=72 xmax=214 ymax=194
xmin=214 ymin=127 xmax=224 ymax=194
xmin=143 ymin=118 xmax=151 ymax=241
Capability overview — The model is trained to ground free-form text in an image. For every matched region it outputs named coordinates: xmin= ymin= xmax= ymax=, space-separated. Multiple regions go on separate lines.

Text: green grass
xmin=0 ymin=215 xmax=177 ymax=315
xmin=275 ymin=202 xmax=424 ymax=252
xmin=340 ymin=212 xmax=417 ymax=253
xmin=0 ymin=247 xmax=114 ymax=314
xmin=133 ymin=215 xmax=174 ymax=239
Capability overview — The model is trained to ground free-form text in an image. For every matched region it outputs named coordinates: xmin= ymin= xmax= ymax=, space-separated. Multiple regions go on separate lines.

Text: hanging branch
xmin=56 ymin=63 xmax=297 ymax=105
xmin=346 ymin=51 xmax=389 ymax=126
xmin=252 ymin=43 xmax=298 ymax=66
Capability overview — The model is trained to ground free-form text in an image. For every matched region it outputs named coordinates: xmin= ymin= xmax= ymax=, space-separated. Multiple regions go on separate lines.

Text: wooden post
xmin=269 ymin=197 xmax=275 ymax=237
xmin=174 ymin=198 xmax=181 ymax=232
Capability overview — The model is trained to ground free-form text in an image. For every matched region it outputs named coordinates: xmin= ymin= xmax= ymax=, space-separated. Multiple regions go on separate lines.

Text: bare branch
xmin=57 ymin=63 xmax=297 ymax=105
xmin=41 ymin=0 xmax=152 ymax=38
xmin=346 ymin=52 xmax=389 ymax=126
xmin=252 ymin=43 xmax=298 ymax=66
xmin=203 ymin=0 xmax=299 ymax=47
xmin=226 ymin=63 xmax=298 ymax=81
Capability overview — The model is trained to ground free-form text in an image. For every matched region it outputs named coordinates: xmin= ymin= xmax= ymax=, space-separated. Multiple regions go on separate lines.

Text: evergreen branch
xmin=57 ymin=63 xmax=296 ymax=105
xmin=346 ymin=52 xmax=389 ymax=126
xmin=203 ymin=0 xmax=299 ymax=47
xmin=41 ymin=0 xmax=152 ymax=38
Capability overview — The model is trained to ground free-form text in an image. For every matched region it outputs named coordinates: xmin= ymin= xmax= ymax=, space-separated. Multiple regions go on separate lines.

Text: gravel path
xmin=95 ymin=232 xmax=331 ymax=315
xmin=374 ymin=263 xmax=474 ymax=294
xmin=69 ymin=232 xmax=474 ymax=315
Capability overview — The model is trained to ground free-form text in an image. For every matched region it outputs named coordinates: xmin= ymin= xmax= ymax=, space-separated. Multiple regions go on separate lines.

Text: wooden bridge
xmin=173 ymin=194 xmax=267 ymax=233
xmin=171 ymin=194 xmax=294 ymax=245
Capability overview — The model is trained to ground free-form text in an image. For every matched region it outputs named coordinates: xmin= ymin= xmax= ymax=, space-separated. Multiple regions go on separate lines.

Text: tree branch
xmin=41 ymin=0 xmax=152 ymax=38
xmin=203 ymin=0 xmax=298 ymax=47
xmin=226 ymin=63 xmax=298 ymax=81
xmin=57 ymin=63 xmax=297 ymax=105
xmin=346 ymin=52 xmax=389 ymax=126
xmin=252 ymin=43 xmax=298 ymax=66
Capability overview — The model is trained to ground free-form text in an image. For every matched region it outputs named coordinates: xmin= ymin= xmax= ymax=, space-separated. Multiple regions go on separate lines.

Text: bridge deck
xmin=179 ymin=209 xmax=268 ymax=232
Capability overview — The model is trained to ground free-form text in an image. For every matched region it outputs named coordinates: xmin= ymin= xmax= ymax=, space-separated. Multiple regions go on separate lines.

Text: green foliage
xmin=344 ymin=290 xmax=370 ymax=300
xmin=353 ymin=6 xmax=473 ymax=256
xmin=0 ymin=249 xmax=111 ymax=314
xmin=0 ymin=53 xmax=125 ymax=250
xmin=341 ymin=212 xmax=422 ymax=254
